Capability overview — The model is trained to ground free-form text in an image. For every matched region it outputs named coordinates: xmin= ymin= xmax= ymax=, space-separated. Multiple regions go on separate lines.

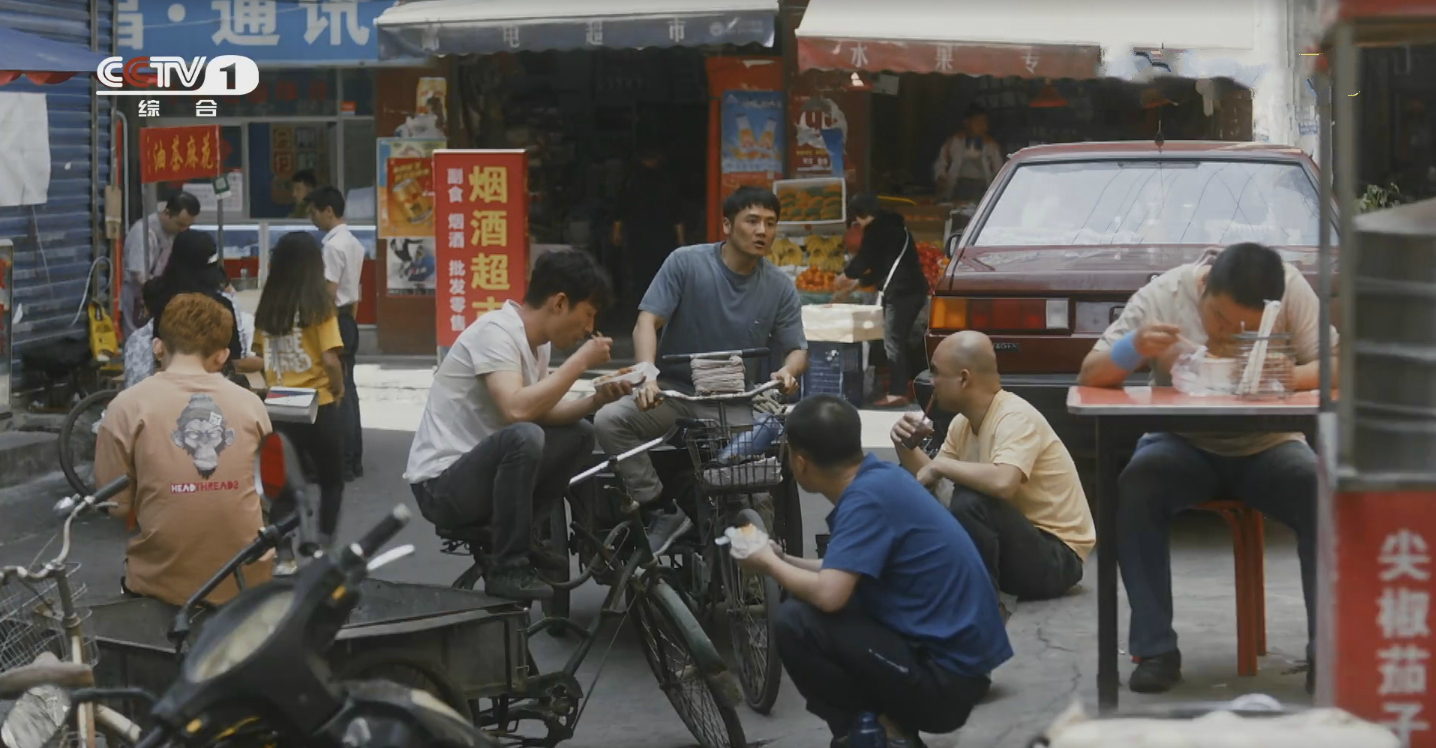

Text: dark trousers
xmin=412 ymin=421 xmax=594 ymax=568
xmin=1118 ymin=432 xmax=1317 ymax=660
xmin=948 ymin=487 xmax=1084 ymax=601
xmin=883 ymin=294 xmax=926 ymax=397
xmin=775 ymin=599 xmax=991 ymax=739
xmin=337 ymin=312 xmax=362 ymax=475
xmin=275 ymin=402 xmax=345 ymax=537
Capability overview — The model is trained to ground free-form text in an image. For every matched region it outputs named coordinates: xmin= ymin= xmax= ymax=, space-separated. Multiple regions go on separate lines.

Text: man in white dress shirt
xmin=309 ymin=186 xmax=367 ymax=481
xmin=121 ymin=192 xmax=200 ymax=337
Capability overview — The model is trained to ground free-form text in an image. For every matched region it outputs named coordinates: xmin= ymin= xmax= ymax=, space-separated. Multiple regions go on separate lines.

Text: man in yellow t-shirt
xmin=892 ymin=331 xmax=1094 ymax=605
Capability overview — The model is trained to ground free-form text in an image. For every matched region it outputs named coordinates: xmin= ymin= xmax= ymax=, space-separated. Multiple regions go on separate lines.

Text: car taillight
xmin=930 ymin=297 xmax=1070 ymax=332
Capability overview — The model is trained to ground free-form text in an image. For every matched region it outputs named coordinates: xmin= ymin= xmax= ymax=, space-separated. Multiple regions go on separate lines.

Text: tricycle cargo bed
xmin=89 ymin=578 xmax=530 ymax=712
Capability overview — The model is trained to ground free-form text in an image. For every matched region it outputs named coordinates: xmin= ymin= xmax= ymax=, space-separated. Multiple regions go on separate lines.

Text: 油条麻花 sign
xmin=116 ymin=0 xmax=410 ymax=64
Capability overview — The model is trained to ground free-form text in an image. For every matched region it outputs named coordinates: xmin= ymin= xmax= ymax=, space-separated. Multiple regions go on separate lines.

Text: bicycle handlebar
xmin=658 ymin=348 xmax=770 ymax=364
xmin=2 ymin=476 xmax=131 ymax=584
xmin=0 ymin=661 xmax=95 ymax=697
xmin=659 ymin=380 xmax=783 ymax=403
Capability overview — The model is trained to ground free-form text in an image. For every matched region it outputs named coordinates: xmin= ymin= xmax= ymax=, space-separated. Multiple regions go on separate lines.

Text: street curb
xmin=0 ymin=431 xmax=59 ymax=491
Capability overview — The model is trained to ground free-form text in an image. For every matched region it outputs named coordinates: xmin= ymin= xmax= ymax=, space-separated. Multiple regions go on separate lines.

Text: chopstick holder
xmin=1237 ymin=300 xmax=1282 ymax=395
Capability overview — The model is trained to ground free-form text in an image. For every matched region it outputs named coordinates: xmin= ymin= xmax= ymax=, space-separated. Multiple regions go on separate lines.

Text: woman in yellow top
xmin=253 ymin=231 xmax=347 ymax=545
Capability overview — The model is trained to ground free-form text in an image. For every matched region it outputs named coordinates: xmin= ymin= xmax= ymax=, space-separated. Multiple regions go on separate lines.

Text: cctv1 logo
xmin=96 ymin=56 xmax=259 ymax=97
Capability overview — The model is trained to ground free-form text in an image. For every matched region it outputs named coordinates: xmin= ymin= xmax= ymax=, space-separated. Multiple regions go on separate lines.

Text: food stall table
xmin=1067 ymin=386 xmax=1322 ymax=713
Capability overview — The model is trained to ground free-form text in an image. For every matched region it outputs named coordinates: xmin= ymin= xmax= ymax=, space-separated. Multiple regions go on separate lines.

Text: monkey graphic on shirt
xmin=171 ymin=394 xmax=235 ymax=479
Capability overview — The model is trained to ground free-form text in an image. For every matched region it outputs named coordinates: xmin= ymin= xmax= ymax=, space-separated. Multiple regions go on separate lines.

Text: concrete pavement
xmin=0 ymin=361 xmax=1317 ymax=747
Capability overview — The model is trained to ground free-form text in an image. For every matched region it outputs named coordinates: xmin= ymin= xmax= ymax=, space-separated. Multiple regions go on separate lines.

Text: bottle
xmin=716 ymin=414 xmax=782 ymax=465
xmin=849 ymin=712 xmax=887 ymax=748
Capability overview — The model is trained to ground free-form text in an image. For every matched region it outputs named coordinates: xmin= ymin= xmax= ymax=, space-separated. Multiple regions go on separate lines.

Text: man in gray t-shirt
xmin=595 ymin=187 xmax=808 ymax=554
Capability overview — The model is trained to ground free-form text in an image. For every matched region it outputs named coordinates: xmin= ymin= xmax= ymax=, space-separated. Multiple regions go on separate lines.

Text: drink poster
xmin=719 ymin=90 xmax=784 ymax=196
xmin=432 ymin=150 xmax=528 ymax=349
xmin=377 ymin=138 xmax=445 ymax=297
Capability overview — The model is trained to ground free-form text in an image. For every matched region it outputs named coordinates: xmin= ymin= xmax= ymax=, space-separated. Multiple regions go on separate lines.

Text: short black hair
xmin=722 ymin=186 xmax=781 ymax=223
xmin=524 ymin=249 xmax=613 ymax=312
xmin=1205 ymin=242 xmax=1286 ymax=310
xmin=847 ymin=192 xmax=880 ymax=221
xmin=786 ymin=395 xmax=864 ymax=470
xmin=307 ymin=186 xmax=345 ymax=218
xmin=292 ymin=170 xmax=318 ymax=189
xmin=165 ymin=192 xmax=201 ymax=217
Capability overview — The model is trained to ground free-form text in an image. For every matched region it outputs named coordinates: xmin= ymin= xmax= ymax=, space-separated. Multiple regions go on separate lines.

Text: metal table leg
xmin=1096 ymin=417 xmax=1121 ymax=712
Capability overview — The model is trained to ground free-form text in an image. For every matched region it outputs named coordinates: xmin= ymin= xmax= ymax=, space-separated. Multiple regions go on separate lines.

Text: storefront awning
xmin=796 ymin=0 xmax=1261 ymax=83
xmin=376 ymin=0 xmax=779 ymax=60
xmin=0 ymin=26 xmax=108 ymax=85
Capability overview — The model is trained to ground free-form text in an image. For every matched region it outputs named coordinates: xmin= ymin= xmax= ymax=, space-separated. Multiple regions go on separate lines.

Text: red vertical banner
xmin=1333 ymin=490 xmax=1436 ymax=747
xmin=432 ymin=150 xmax=529 ymax=349
xmin=137 ymin=126 xmax=221 ymax=184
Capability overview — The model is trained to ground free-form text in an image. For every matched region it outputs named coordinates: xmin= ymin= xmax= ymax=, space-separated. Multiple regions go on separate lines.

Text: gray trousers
xmin=1117 ymin=432 xmax=1317 ymax=660
xmin=594 ymin=395 xmax=733 ymax=505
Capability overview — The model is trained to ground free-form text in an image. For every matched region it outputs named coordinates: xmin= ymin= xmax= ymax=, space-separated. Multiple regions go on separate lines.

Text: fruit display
xmin=804 ymin=233 xmax=847 ymax=274
xmin=777 ymin=179 xmax=844 ymax=222
xmin=769 ymin=237 xmax=803 ymax=267
xmin=795 ymin=266 xmax=836 ymax=292
xmin=916 ymin=241 xmax=949 ymax=288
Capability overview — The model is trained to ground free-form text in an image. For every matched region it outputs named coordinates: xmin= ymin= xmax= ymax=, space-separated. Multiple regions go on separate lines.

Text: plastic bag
xmin=719 ymin=524 xmax=771 ymax=560
xmin=1170 ymin=341 xmax=1212 ymax=396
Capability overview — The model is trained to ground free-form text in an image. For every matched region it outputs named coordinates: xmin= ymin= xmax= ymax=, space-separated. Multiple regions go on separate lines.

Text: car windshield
xmin=972 ymin=159 xmax=1325 ymax=247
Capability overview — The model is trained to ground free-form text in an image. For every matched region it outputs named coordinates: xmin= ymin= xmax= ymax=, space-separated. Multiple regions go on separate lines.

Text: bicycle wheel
xmin=334 ymin=648 xmax=472 ymax=722
xmin=718 ymin=546 xmax=783 ymax=713
xmin=632 ymin=581 xmax=746 ymax=748
xmin=775 ymin=472 xmax=805 ymax=558
xmin=59 ymin=389 xmax=119 ymax=497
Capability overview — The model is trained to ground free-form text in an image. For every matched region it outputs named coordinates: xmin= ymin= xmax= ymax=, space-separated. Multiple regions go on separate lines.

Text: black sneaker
xmin=1130 ymin=650 xmax=1182 ymax=694
xmin=646 ymin=507 xmax=694 ymax=557
xmin=485 ymin=564 xmax=554 ymax=601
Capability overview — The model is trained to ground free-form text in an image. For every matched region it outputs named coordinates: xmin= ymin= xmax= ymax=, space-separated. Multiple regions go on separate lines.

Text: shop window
xmin=339 ymin=69 xmax=375 ymax=116
xmin=155 ymin=125 xmax=245 ymax=219
xmin=247 ymin=122 xmax=335 ymax=220
xmin=342 ymin=118 xmax=377 ymax=223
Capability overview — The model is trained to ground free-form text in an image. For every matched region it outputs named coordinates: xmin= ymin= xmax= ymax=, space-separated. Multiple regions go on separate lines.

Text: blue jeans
xmin=1117 ymin=432 xmax=1317 ymax=660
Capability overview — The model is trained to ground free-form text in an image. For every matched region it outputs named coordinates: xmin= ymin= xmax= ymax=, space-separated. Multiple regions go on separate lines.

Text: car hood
xmin=940 ymin=244 xmax=1332 ymax=294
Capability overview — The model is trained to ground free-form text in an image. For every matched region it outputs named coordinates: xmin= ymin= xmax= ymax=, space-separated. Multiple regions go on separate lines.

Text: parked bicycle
xmin=0 ymin=475 xmax=143 ymax=748
xmin=445 ymin=433 xmax=748 ymax=748
xmin=56 ymin=388 xmax=120 ymax=498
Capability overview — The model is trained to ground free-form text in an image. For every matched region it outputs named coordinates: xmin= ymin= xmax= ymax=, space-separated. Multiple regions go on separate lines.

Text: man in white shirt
xmin=121 ymin=192 xmax=200 ymax=337
xmin=404 ymin=250 xmax=632 ymax=601
xmin=309 ymin=186 xmax=367 ymax=482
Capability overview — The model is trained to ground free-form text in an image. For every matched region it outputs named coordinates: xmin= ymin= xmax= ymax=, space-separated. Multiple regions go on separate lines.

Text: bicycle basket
xmin=0 ymin=565 xmax=97 ymax=672
xmin=683 ymin=413 xmax=788 ymax=494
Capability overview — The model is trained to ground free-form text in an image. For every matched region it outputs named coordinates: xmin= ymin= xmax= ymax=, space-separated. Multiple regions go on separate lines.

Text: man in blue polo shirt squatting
xmin=734 ymin=395 xmax=1011 ymax=748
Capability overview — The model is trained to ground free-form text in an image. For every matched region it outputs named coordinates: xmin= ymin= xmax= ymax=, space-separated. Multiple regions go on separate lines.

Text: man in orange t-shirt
xmin=95 ymin=293 xmax=272 ymax=606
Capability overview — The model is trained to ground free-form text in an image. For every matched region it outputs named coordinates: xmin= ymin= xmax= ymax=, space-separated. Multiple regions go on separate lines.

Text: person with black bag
xmin=832 ymin=193 xmax=929 ymax=408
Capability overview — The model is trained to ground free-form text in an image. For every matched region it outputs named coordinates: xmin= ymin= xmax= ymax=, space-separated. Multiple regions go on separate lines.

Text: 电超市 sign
xmin=432 ymin=150 xmax=529 ymax=348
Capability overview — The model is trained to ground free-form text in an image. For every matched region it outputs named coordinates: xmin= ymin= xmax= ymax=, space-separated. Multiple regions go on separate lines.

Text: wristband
xmin=1109 ymin=331 xmax=1143 ymax=371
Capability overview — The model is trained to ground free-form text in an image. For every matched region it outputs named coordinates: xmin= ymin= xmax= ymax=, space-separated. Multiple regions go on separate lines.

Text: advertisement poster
xmin=1332 ymin=490 xmax=1436 ymax=747
xmin=417 ymin=77 xmax=448 ymax=135
xmin=377 ymin=138 xmax=445 ymax=240
xmin=719 ymin=90 xmax=784 ymax=195
xmin=386 ymin=237 xmax=436 ymax=296
xmin=138 ymin=125 xmax=221 ymax=184
xmin=794 ymin=94 xmax=850 ymax=179
xmin=384 ymin=158 xmax=435 ymax=237
xmin=433 ymin=150 xmax=529 ymax=349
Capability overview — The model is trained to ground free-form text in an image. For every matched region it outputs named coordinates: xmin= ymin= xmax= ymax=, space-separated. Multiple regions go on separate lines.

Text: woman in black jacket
xmin=833 ymin=193 xmax=929 ymax=408
xmin=144 ymin=230 xmax=262 ymax=377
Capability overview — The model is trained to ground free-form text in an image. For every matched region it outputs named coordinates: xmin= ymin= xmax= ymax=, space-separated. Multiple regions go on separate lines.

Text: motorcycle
xmin=92 ymin=432 xmax=497 ymax=748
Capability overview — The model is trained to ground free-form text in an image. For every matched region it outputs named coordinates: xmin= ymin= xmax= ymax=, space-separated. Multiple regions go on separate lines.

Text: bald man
xmin=892 ymin=332 xmax=1094 ymax=603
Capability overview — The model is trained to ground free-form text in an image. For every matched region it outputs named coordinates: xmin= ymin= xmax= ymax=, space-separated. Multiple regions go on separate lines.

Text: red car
xmin=915 ymin=141 xmax=1335 ymax=477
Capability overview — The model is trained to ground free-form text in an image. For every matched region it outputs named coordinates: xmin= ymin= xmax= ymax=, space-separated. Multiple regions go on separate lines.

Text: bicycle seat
xmin=437 ymin=524 xmax=491 ymax=557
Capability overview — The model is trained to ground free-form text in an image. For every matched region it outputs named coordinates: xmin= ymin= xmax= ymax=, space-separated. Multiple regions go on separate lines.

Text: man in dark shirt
xmin=736 ymin=395 xmax=1011 ymax=748
xmin=832 ymin=193 xmax=928 ymax=407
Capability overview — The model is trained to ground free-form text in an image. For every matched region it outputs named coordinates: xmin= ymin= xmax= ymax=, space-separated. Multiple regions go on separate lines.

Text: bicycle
xmin=446 ymin=433 xmax=747 ymax=748
xmin=650 ymin=349 xmax=794 ymax=715
xmin=0 ymin=476 xmax=143 ymax=748
xmin=57 ymin=388 xmax=120 ymax=497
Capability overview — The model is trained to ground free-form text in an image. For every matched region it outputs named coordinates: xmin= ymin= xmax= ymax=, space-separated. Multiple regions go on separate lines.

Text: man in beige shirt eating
xmin=893 ymin=331 xmax=1095 ymax=610
xmin=1077 ymin=241 xmax=1335 ymax=695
